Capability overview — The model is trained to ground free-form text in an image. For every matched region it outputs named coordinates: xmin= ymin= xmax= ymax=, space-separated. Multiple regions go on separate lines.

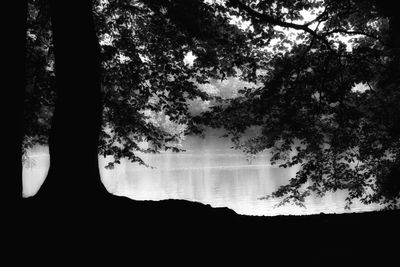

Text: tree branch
xmin=228 ymin=0 xmax=333 ymax=51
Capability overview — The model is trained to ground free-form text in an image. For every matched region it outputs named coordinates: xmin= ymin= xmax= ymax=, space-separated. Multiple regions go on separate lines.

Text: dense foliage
xmin=25 ymin=0 xmax=250 ymax=168
xmin=198 ymin=0 xmax=400 ymax=208
xmin=25 ymin=0 xmax=400 ymax=208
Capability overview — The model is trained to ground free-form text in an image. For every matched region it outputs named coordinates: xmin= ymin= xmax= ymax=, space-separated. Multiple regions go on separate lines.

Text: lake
xmin=23 ymin=132 xmax=382 ymax=216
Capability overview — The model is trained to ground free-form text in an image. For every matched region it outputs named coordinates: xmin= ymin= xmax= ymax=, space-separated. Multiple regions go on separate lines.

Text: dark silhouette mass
xmin=34 ymin=1 xmax=109 ymax=202
xmin=5 ymin=0 xmax=400 ymax=264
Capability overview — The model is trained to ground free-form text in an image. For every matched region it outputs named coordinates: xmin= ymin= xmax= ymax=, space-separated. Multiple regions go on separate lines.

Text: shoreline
xmin=14 ymin=196 xmax=400 ymax=264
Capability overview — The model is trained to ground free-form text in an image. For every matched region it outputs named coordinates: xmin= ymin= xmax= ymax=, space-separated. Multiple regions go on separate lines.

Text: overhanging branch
xmin=228 ymin=0 xmax=333 ymax=50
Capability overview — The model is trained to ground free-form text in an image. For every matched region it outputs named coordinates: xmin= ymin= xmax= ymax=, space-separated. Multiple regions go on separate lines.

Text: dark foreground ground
xmin=8 ymin=195 xmax=400 ymax=265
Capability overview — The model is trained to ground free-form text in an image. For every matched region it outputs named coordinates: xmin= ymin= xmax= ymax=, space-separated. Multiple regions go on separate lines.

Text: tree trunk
xmin=2 ymin=1 xmax=26 ymax=208
xmin=36 ymin=0 xmax=109 ymax=204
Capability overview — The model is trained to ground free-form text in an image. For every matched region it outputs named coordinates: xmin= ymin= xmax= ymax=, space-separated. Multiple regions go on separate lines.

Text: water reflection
xmin=23 ymin=136 xmax=382 ymax=216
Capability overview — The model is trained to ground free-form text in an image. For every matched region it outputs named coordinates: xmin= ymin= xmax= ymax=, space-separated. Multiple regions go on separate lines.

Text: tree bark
xmin=36 ymin=0 xmax=109 ymax=204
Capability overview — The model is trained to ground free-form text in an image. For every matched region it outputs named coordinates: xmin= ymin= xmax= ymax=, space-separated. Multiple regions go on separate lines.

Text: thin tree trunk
xmin=36 ymin=0 xmax=109 ymax=203
xmin=2 ymin=1 xmax=27 ymax=206
xmin=1 ymin=3 xmax=26 ymax=257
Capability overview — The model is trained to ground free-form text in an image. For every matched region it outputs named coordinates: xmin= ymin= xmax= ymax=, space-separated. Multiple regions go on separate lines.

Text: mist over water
xmin=23 ymin=131 xmax=382 ymax=216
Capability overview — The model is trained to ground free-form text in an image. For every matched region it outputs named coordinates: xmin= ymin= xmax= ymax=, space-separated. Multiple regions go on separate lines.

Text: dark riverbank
xmin=13 ymin=196 xmax=399 ymax=265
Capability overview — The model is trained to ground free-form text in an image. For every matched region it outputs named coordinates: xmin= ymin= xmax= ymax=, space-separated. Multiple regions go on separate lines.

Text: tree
xmin=24 ymin=0 xmax=250 ymax=203
xmin=32 ymin=0 xmax=109 ymax=202
xmin=3 ymin=1 xmax=27 ymax=207
xmin=24 ymin=0 xmax=399 ymax=210
xmin=196 ymin=0 xmax=400 ymax=209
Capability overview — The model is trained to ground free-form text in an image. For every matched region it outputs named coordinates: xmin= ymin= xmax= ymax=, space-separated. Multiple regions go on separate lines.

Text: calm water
xmin=23 ymin=133 xmax=382 ymax=216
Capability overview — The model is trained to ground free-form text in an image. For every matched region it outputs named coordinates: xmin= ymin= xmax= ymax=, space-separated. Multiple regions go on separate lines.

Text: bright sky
xmin=187 ymin=1 xmax=369 ymax=93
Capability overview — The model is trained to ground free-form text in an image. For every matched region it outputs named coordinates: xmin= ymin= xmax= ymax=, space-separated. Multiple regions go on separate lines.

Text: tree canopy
xmin=25 ymin=0 xmax=400 ymax=209
xmin=25 ymin=0 xmax=250 ymax=165
xmin=197 ymin=0 xmax=400 ymax=209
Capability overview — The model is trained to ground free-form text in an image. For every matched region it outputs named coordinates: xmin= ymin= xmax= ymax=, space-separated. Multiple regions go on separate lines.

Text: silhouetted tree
xmin=198 ymin=0 xmax=400 ymax=209
xmin=33 ymin=0 xmax=108 ymax=202
xmin=4 ymin=1 xmax=27 ymax=206
xmin=25 ymin=0 xmax=250 ymax=203
xmin=24 ymin=0 xmax=399 ymax=209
